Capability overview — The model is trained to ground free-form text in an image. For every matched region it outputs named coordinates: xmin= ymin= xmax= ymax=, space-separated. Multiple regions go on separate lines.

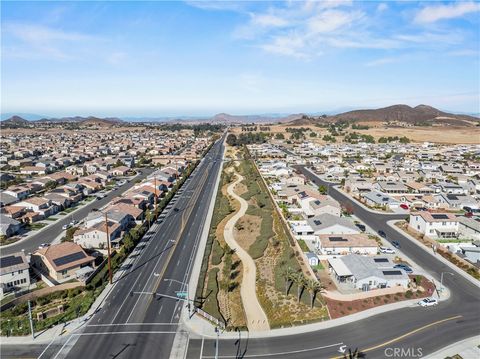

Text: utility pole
xmin=27 ymin=300 xmax=34 ymax=339
xmin=215 ymin=326 xmax=219 ymax=359
xmin=105 ymin=213 xmax=112 ymax=284
xmin=154 ymin=177 xmax=158 ymax=217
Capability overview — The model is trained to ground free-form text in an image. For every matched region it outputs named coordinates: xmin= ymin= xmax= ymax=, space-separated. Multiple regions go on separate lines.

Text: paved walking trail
xmin=224 ymin=172 xmax=270 ymax=331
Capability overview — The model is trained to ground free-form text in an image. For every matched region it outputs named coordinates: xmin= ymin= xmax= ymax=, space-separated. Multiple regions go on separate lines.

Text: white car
xmin=379 ymin=246 xmax=395 ymax=254
xmin=62 ymin=223 xmax=72 ymax=230
xmin=418 ymin=298 xmax=438 ymax=307
xmin=38 ymin=243 xmax=50 ymax=249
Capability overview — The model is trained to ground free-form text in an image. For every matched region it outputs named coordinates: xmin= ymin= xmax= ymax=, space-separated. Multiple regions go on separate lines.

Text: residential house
xmin=0 ymin=252 xmax=30 ymax=297
xmin=318 ymin=234 xmax=378 ymax=255
xmin=0 ymin=215 xmax=21 ymax=237
xmin=409 ymin=212 xmax=459 ymax=239
xmin=328 ymin=254 xmax=410 ymax=291
xmin=31 ymin=242 xmax=95 ymax=282
xmin=73 ymin=220 xmax=122 ymax=249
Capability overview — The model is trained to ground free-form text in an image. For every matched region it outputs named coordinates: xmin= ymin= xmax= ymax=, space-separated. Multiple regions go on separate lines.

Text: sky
xmin=1 ymin=0 xmax=479 ymax=117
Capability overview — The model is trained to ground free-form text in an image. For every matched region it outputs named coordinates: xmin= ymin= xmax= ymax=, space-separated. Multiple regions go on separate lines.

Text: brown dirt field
xmin=325 ymin=275 xmax=435 ymax=319
xmin=230 ymin=124 xmax=480 ymax=144
xmin=234 ymin=214 xmax=261 ymax=252
xmin=234 ymin=182 xmax=248 ymax=196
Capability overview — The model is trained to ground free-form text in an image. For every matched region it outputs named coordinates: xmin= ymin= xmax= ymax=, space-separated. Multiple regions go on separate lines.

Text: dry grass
xmin=230 ymin=124 xmax=480 ymax=144
xmin=234 ymin=214 xmax=262 ymax=251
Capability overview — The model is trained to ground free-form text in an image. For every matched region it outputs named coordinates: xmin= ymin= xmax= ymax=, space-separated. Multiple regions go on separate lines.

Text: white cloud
xmin=4 ymin=23 xmax=93 ymax=59
xmin=260 ymin=32 xmax=309 ymax=59
xmin=376 ymin=3 xmax=388 ymax=13
xmin=365 ymin=57 xmax=397 ymax=67
xmin=251 ymin=13 xmax=289 ymax=28
xmin=415 ymin=1 xmax=480 ymax=24
xmin=307 ymin=9 xmax=362 ymax=34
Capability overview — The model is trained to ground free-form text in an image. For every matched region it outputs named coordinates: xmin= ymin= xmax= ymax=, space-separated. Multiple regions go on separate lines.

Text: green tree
xmin=318 ymin=185 xmax=328 ymax=195
xmin=275 ymin=133 xmax=285 ymax=140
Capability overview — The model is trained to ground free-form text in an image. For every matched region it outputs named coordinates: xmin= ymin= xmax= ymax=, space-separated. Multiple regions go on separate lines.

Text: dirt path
xmin=224 ymin=172 xmax=270 ymax=331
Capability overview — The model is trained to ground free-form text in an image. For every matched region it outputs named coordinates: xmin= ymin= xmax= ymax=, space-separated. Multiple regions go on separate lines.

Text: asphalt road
xmin=25 ymin=136 xmax=225 ymax=359
xmin=182 ymin=166 xmax=479 ymax=359
xmin=1 ymin=168 xmax=154 ymax=256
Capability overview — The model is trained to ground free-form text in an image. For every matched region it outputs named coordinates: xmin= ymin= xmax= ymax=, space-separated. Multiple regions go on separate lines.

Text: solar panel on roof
xmin=432 ymin=214 xmax=449 ymax=220
xmin=382 ymin=270 xmax=403 ymax=276
xmin=0 ymin=255 xmax=23 ymax=268
xmin=374 ymin=258 xmax=389 ymax=263
xmin=329 ymin=237 xmax=348 ymax=242
xmin=52 ymin=252 xmax=86 ymax=267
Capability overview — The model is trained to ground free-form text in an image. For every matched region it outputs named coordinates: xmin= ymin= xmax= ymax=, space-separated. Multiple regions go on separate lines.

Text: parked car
xmin=355 ymin=223 xmax=366 ymax=232
xmin=38 ymin=243 xmax=50 ymax=249
xmin=391 ymin=240 xmax=401 ymax=248
xmin=378 ymin=230 xmax=387 ymax=238
xmin=394 ymin=264 xmax=413 ymax=274
xmin=379 ymin=246 xmax=395 ymax=254
xmin=400 ymin=204 xmax=409 ymax=210
xmin=62 ymin=223 xmax=72 ymax=230
xmin=465 ymin=212 xmax=473 ymax=218
xmin=418 ymin=298 xmax=438 ymax=307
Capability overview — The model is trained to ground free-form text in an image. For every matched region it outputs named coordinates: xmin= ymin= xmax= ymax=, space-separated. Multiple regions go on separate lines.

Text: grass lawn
xmin=297 ymin=239 xmax=310 ymax=252
xmin=45 ymin=218 xmax=58 ymax=222
xmin=63 ymin=207 xmax=77 ymax=214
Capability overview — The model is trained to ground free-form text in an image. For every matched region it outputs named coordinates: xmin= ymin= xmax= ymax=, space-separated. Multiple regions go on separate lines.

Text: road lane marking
xmin=330 ymin=315 xmax=463 ymax=359
xmin=71 ymin=331 xmax=177 ymax=336
xmin=202 ymin=342 xmax=344 ymax=358
xmin=199 ymin=337 xmax=204 ymax=359
xmin=87 ymin=322 xmax=178 ymax=327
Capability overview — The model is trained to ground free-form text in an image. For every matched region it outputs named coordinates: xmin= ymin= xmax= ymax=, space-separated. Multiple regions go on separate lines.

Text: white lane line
xmin=52 ymin=335 xmax=74 ymax=359
xmin=202 ymin=342 xmax=344 ymax=358
xmin=158 ymin=304 xmax=163 ymax=315
xmin=71 ymin=331 xmax=177 ymax=336
xmin=199 ymin=337 xmax=205 ymax=359
xmin=87 ymin=322 xmax=178 ymax=327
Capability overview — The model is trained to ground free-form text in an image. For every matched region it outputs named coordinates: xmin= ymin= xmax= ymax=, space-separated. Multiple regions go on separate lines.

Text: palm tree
xmin=283 ymin=267 xmax=295 ymax=296
xmin=305 ymin=279 xmax=324 ymax=308
xmin=293 ymin=273 xmax=305 ymax=302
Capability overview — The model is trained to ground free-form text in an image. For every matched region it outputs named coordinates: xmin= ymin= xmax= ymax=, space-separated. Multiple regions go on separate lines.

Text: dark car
xmin=378 ymin=230 xmax=387 ymax=238
xmin=355 ymin=223 xmax=366 ymax=232
xmin=392 ymin=240 xmax=400 ymax=248
xmin=173 ymin=208 xmax=179 ymax=212
xmin=394 ymin=264 xmax=413 ymax=274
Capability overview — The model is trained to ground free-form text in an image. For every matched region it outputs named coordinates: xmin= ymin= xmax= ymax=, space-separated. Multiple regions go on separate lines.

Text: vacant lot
xmin=230 ymin=124 xmax=480 ymax=144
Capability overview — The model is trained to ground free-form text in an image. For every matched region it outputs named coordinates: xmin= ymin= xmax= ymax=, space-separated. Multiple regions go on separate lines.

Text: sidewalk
xmin=424 ymin=335 xmax=480 ymax=359
xmin=224 ymin=172 xmax=269 ymax=332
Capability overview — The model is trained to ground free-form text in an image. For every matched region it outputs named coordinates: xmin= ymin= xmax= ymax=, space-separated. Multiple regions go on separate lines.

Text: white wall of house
xmin=409 ymin=215 xmax=459 ymax=239
xmin=0 ymin=269 xmax=31 ymax=297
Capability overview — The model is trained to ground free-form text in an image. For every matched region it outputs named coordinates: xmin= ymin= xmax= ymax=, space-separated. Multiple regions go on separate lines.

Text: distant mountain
xmin=211 ymin=113 xmax=303 ymax=124
xmin=36 ymin=116 xmax=123 ymax=125
xmin=1 ymin=113 xmax=47 ymax=121
xmin=1 ymin=115 xmax=30 ymax=125
xmin=288 ymin=104 xmax=479 ymax=126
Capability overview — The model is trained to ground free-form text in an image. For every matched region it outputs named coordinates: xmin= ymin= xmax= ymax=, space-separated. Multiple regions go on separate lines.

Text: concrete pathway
xmin=224 ymin=172 xmax=270 ymax=332
xmin=323 ymin=286 xmax=406 ymax=301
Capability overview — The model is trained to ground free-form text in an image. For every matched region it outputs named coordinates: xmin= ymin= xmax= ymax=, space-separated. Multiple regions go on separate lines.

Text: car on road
xmin=391 ymin=240 xmax=401 ymax=248
xmin=394 ymin=264 xmax=413 ymax=274
xmin=38 ymin=243 xmax=50 ymax=249
xmin=400 ymin=203 xmax=409 ymax=210
xmin=379 ymin=246 xmax=395 ymax=254
xmin=378 ymin=230 xmax=387 ymax=238
xmin=418 ymin=298 xmax=438 ymax=307
xmin=465 ymin=212 xmax=473 ymax=218
xmin=173 ymin=208 xmax=179 ymax=212
xmin=62 ymin=223 xmax=72 ymax=230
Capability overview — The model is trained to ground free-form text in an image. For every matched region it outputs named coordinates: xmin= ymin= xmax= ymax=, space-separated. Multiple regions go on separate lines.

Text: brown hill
xmin=287 ymin=105 xmax=478 ymax=127
xmin=330 ymin=104 xmax=478 ymax=126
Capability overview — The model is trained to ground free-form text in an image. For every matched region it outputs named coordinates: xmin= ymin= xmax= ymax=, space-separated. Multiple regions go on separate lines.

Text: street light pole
xmin=215 ymin=326 xmax=219 ymax=359
xmin=105 ymin=212 xmax=113 ymax=284
xmin=440 ymin=271 xmax=454 ymax=290
xmin=27 ymin=300 xmax=34 ymax=339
